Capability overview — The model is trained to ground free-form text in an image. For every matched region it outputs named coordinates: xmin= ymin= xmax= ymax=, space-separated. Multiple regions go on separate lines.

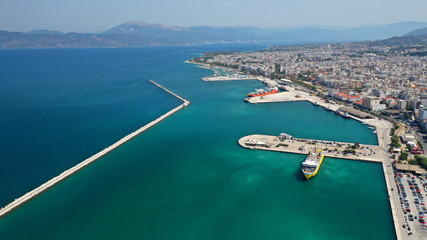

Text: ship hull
xmin=247 ymin=89 xmax=278 ymax=97
xmin=303 ymin=154 xmax=324 ymax=180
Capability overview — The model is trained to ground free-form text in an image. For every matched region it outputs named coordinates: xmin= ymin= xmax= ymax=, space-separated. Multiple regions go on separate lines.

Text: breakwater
xmin=0 ymin=80 xmax=190 ymax=217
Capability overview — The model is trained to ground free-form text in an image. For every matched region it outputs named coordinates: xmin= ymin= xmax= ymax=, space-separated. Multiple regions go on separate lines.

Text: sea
xmin=0 ymin=45 xmax=395 ymax=239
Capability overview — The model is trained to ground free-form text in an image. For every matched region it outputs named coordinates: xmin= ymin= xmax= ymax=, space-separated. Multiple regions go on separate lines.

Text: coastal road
xmin=379 ymin=122 xmax=406 ymax=240
xmin=379 ymin=121 xmax=427 ymax=239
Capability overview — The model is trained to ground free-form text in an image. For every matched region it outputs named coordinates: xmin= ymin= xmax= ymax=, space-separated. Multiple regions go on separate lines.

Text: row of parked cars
xmin=395 ymin=172 xmax=427 ymax=234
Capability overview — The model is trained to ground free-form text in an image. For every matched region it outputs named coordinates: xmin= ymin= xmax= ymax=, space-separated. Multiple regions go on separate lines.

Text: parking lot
xmin=395 ymin=172 xmax=427 ymax=237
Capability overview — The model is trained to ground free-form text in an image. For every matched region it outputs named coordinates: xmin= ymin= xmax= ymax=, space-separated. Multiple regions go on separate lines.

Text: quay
xmin=246 ymin=86 xmax=338 ymax=109
xmin=202 ymin=75 xmax=258 ymax=81
xmin=0 ymin=80 xmax=190 ymax=218
xmin=239 ymin=134 xmax=384 ymax=162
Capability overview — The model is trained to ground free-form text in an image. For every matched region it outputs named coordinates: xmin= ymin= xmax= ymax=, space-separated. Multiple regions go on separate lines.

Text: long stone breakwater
xmin=0 ymin=80 xmax=190 ymax=218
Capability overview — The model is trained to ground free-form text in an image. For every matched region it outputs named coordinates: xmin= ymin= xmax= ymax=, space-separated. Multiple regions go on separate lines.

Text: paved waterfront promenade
xmin=0 ymin=80 xmax=190 ymax=218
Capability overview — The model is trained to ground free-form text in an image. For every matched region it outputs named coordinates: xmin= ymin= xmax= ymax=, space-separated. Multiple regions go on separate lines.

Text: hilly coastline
xmin=1 ymin=21 xmax=427 ymax=49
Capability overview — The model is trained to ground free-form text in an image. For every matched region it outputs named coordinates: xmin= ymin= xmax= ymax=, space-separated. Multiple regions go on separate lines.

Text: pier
xmin=0 ymin=80 xmax=190 ymax=218
xmin=246 ymin=86 xmax=339 ymax=108
xmin=202 ymin=75 xmax=258 ymax=81
xmin=239 ymin=134 xmax=384 ymax=162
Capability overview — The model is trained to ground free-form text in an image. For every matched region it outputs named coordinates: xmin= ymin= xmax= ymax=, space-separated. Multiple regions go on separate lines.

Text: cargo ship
xmin=247 ymin=86 xmax=278 ymax=97
xmin=301 ymin=149 xmax=324 ymax=180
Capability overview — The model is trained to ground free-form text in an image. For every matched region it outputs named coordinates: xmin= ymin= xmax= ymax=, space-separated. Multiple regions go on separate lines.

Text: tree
xmin=274 ymin=63 xmax=280 ymax=73
xmin=391 ymin=135 xmax=401 ymax=148
xmin=403 ymin=112 xmax=411 ymax=120
xmin=353 ymin=142 xmax=360 ymax=149
xmin=344 ymin=147 xmax=356 ymax=154
xmin=408 ymin=159 xmax=418 ymax=165
xmin=399 ymin=152 xmax=408 ymax=161
xmin=413 ymin=155 xmax=427 ymax=170
xmin=418 ymin=140 xmax=424 ymax=149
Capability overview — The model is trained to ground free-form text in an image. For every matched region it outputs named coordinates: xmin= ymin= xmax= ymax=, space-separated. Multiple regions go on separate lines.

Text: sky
xmin=1 ymin=0 xmax=427 ymax=32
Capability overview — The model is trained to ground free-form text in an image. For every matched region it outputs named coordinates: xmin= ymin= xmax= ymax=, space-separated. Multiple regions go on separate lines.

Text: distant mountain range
xmin=404 ymin=27 xmax=427 ymax=37
xmin=1 ymin=21 xmax=427 ymax=49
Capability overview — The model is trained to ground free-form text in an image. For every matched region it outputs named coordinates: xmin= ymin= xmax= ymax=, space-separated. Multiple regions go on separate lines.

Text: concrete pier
xmin=246 ymin=86 xmax=339 ymax=109
xmin=202 ymin=75 xmax=258 ymax=81
xmin=0 ymin=80 xmax=190 ymax=218
xmin=239 ymin=134 xmax=383 ymax=162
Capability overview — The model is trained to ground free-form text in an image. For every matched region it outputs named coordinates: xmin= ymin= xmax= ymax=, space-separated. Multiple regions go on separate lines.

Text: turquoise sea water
xmin=0 ymin=45 xmax=394 ymax=239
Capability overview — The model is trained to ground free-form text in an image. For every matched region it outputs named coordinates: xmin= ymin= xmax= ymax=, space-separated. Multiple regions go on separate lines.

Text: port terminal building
xmin=339 ymin=106 xmax=372 ymax=119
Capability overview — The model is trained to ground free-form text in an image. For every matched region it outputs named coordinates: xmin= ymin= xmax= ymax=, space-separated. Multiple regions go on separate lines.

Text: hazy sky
xmin=1 ymin=0 xmax=427 ymax=32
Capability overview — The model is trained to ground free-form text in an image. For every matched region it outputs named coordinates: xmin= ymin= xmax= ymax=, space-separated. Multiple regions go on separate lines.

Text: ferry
xmin=301 ymin=149 xmax=324 ymax=180
xmin=247 ymin=86 xmax=278 ymax=97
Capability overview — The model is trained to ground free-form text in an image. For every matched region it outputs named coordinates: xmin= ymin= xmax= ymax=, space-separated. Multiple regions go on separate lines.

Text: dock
xmin=246 ymin=86 xmax=339 ymax=108
xmin=202 ymin=75 xmax=258 ymax=81
xmin=0 ymin=80 xmax=190 ymax=218
xmin=239 ymin=134 xmax=384 ymax=162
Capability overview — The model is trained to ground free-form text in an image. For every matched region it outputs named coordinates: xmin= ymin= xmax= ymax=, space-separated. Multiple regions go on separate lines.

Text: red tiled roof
xmin=336 ymin=93 xmax=348 ymax=97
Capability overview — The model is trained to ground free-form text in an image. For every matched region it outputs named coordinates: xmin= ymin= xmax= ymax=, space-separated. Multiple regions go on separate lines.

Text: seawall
xmin=0 ymin=80 xmax=190 ymax=218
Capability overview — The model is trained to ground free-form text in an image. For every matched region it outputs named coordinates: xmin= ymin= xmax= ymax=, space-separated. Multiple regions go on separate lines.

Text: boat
xmin=335 ymin=110 xmax=351 ymax=119
xmin=247 ymin=86 xmax=278 ymax=97
xmin=342 ymin=112 xmax=351 ymax=119
xmin=301 ymin=149 xmax=324 ymax=180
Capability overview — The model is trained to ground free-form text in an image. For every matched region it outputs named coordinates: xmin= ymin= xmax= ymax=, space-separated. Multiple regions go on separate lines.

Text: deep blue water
xmin=0 ymin=45 xmax=265 ymax=206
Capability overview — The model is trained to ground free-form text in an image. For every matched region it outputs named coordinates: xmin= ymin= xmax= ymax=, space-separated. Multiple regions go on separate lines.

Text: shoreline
xmin=185 ymin=60 xmax=246 ymax=81
xmin=0 ymin=80 xmax=190 ymax=218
